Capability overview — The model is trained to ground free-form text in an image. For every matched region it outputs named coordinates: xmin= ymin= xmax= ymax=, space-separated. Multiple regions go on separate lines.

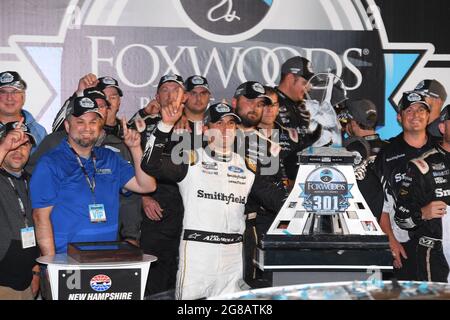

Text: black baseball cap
xmin=83 ymin=88 xmax=110 ymax=107
xmin=0 ymin=71 xmax=27 ymax=90
xmin=96 ymin=76 xmax=123 ymax=97
xmin=347 ymin=99 xmax=378 ymax=127
xmin=399 ymin=91 xmax=431 ymax=112
xmin=414 ymin=79 xmax=447 ymax=101
xmin=234 ymin=81 xmax=272 ymax=105
xmin=280 ymin=56 xmax=315 ymax=81
xmin=66 ymin=96 xmax=104 ymax=119
xmin=204 ymin=102 xmax=241 ymax=124
xmin=439 ymin=104 xmax=450 ymax=122
xmin=157 ymin=74 xmax=184 ymax=90
xmin=185 ymin=75 xmax=210 ymax=92
xmin=0 ymin=121 xmax=36 ymax=146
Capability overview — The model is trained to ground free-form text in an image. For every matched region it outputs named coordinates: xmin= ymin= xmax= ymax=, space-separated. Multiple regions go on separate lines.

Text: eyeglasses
xmin=0 ymin=89 xmax=24 ymax=98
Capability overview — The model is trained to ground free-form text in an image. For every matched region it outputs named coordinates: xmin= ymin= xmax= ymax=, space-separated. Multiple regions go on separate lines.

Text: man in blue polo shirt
xmin=30 ymin=96 xmax=156 ymax=255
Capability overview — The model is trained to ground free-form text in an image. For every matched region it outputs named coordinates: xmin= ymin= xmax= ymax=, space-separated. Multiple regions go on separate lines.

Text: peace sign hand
xmin=122 ymin=117 xmax=141 ymax=150
xmin=161 ymin=87 xmax=184 ymax=126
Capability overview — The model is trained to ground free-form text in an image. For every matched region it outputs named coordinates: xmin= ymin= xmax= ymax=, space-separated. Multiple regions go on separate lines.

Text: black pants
xmin=243 ymin=219 xmax=257 ymax=285
xmin=416 ymin=237 xmax=449 ymax=283
xmin=392 ymin=239 xmax=418 ymax=280
xmin=243 ymin=213 xmax=274 ymax=288
xmin=140 ymin=237 xmax=180 ymax=297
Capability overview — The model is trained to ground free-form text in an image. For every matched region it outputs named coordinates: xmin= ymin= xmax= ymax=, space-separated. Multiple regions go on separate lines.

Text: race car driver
xmin=141 ymin=96 xmax=287 ymax=300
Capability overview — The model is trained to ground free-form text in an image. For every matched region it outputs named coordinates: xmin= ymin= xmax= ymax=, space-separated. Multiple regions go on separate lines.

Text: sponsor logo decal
xmin=386 ymin=154 xmax=406 ymax=162
xmin=215 ymin=104 xmax=231 ymax=112
xmin=80 ymin=97 xmax=95 ymax=108
xmin=407 ymin=92 xmax=421 ymax=102
xmin=177 ymin=0 xmax=274 ymax=42
xmin=202 ymin=161 xmax=218 ymax=170
xmin=90 ymin=274 xmax=112 ymax=292
xmin=197 ymin=189 xmax=246 ymax=204
xmin=434 ymin=177 xmax=447 ymax=184
xmin=433 ymin=170 xmax=450 ymax=177
xmin=300 ymin=167 xmax=353 ymax=212
xmin=435 ymin=188 xmax=450 ymax=197
xmin=96 ymin=168 xmax=112 ymax=174
xmin=0 ymin=72 xmax=13 ymax=83
xmin=228 ymin=165 xmax=244 ymax=173
xmin=432 ymin=163 xmax=446 ymax=171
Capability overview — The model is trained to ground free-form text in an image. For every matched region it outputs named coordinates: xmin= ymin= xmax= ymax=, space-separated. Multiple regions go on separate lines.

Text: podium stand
xmin=256 ymin=147 xmax=392 ymax=286
xmin=37 ymin=254 xmax=157 ymax=300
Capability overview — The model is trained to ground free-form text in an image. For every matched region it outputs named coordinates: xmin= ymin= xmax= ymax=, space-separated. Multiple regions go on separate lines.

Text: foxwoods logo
xmin=162 ymin=128 xmax=280 ymax=175
xmin=300 ymin=167 xmax=353 ymax=212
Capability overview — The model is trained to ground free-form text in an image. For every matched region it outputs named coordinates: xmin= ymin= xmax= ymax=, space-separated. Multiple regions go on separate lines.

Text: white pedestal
xmin=37 ymin=254 xmax=157 ymax=300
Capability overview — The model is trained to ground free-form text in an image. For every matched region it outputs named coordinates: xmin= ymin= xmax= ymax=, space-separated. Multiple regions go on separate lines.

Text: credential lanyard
xmin=3 ymin=171 xmax=29 ymax=228
xmin=69 ymin=146 xmax=97 ymax=203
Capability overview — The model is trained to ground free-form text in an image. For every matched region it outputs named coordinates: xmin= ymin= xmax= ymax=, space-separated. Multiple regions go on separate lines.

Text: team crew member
xmin=141 ymin=100 xmax=286 ymax=300
xmin=259 ymin=86 xmax=321 ymax=186
xmin=232 ymin=81 xmax=274 ymax=168
xmin=395 ymin=104 xmax=450 ymax=282
xmin=275 ymin=56 xmax=314 ymax=136
xmin=0 ymin=121 xmax=40 ymax=299
xmin=412 ymin=79 xmax=447 ymax=138
xmin=0 ymin=71 xmax=47 ymax=153
xmin=31 ymin=97 xmax=156 ymax=255
xmin=343 ymin=99 xmax=386 ymax=220
xmin=275 ymin=57 xmax=322 ymax=178
xmin=128 ymin=74 xmax=188 ymax=297
xmin=374 ymin=91 xmax=436 ymax=279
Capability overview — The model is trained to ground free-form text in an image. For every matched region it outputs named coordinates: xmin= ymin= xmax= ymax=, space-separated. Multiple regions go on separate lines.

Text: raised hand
xmin=77 ymin=73 xmax=99 ymax=92
xmin=1 ymin=118 xmax=28 ymax=150
xmin=144 ymin=98 xmax=161 ymax=116
xmin=161 ymin=86 xmax=184 ymax=126
xmin=122 ymin=117 xmax=141 ymax=149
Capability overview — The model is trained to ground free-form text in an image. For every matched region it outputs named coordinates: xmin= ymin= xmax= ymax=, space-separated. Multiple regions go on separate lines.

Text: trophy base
xmin=67 ymin=241 xmax=143 ymax=263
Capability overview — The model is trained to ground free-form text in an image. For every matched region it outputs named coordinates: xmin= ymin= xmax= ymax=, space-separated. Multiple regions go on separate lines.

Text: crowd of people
xmin=0 ymin=54 xmax=449 ymax=300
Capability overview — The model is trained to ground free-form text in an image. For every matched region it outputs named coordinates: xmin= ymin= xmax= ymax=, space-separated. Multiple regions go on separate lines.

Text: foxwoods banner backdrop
xmin=1 ymin=0 xmax=449 ymax=139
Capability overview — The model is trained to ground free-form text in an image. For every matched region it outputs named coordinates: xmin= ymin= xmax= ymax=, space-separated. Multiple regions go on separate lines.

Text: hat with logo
xmin=157 ymin=74 xmax=184 ymax=90
xmin=83 ymin=88 xmax=111 ymax=107
xmin=96 ymin=76 xmax=123 ymax=97
xmin=414 ymin=79 xmax=447 ymax=102
xmin=0 ymin=121 xmax=36 ymax=146
xmin=185 ymin=75 xmax=210 ymax=93
xmin=399 ymin=91 xmax=431 ymax=112
xmin=234 ymin=81 xmax=272 ymax=105
xmin=204 ymin=102 xmax=241 ymax=124
xmin=0 ymin=71 xmax=27 ymax=90
xmin=280 ymin=56 xmax=315 ymax=81
xmin=346 ymin=99 xmax=378 ymax=127
xmin=439 ymin=104 xmax=450 ymax=122
xmin=66 ymin=96 xmax=104 ymax=119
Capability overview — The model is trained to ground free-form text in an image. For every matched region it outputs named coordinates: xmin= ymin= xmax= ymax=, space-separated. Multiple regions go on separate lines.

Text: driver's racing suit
xmin=141 ymin=122 xmax=287 ymax=299
xmin=395 ymin=146 xmax=450 ymax=282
